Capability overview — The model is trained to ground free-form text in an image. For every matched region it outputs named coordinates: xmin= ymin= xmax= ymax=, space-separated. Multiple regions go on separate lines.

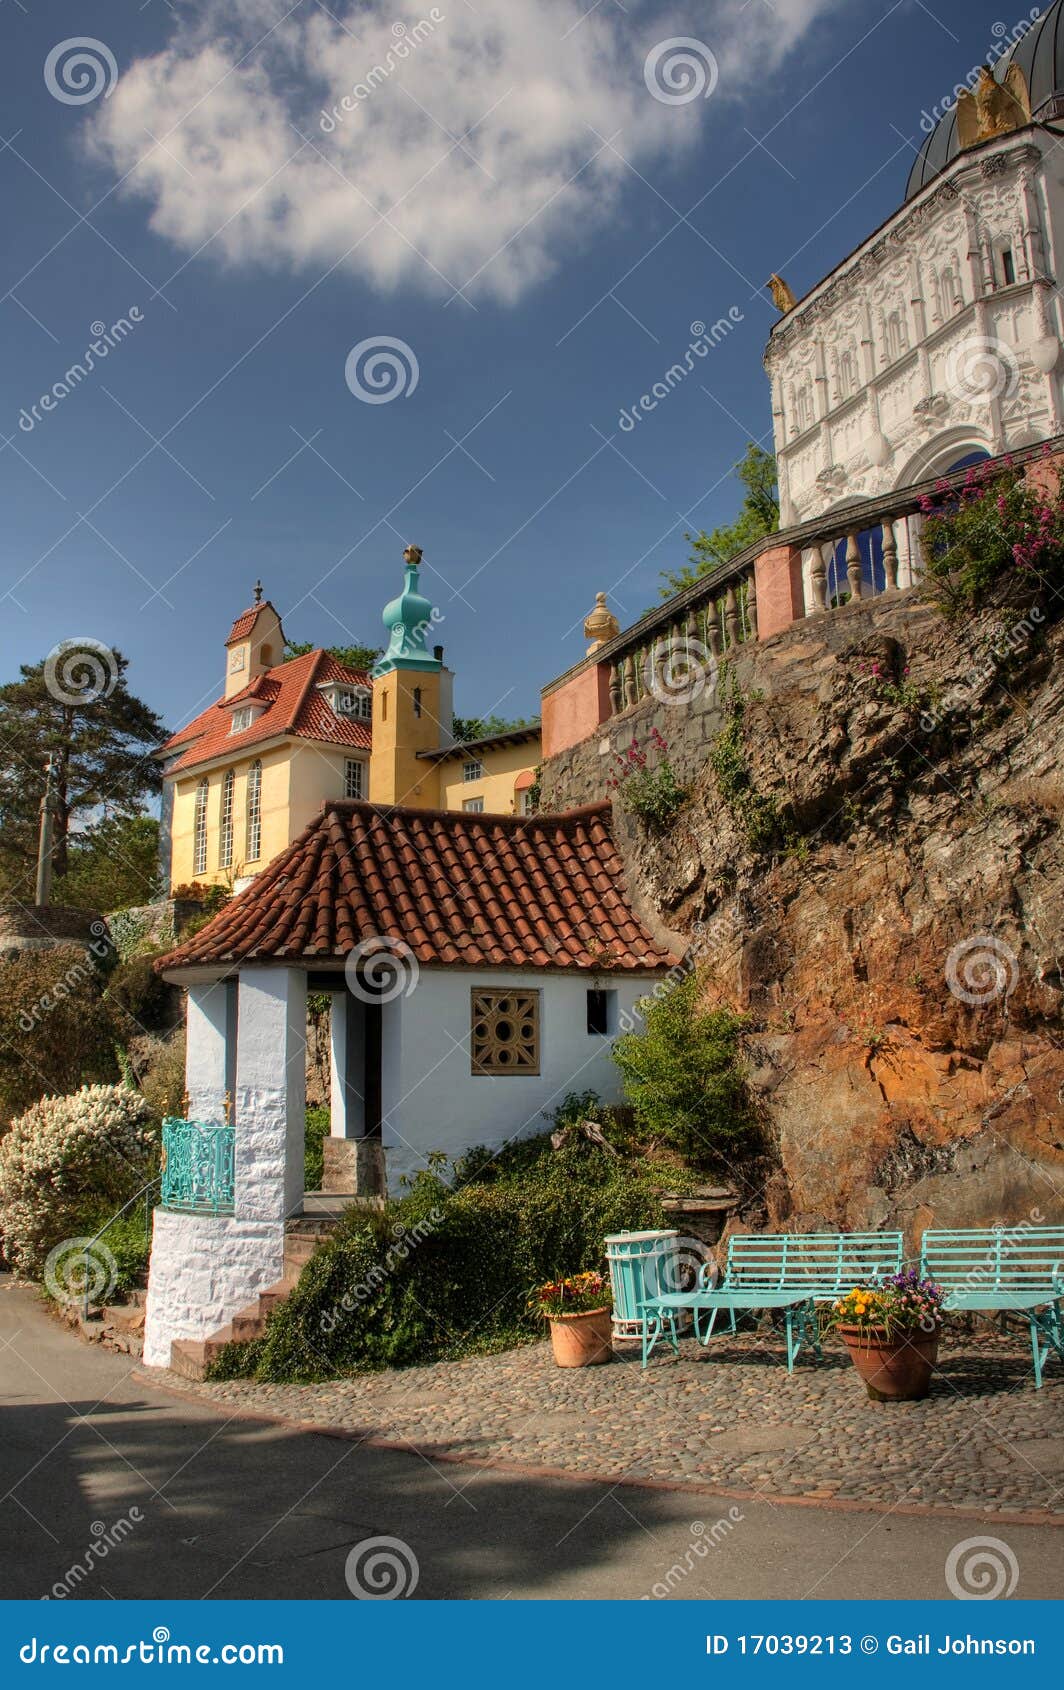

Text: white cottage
xmin=145 ymin=797 xmax=676 ymax=1368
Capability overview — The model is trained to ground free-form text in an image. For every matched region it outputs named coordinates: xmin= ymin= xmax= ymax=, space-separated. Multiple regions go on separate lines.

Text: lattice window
xmin=193 ymin=779 xmax=209 ymax=875
xmin=335 ymin=687 xmax=371 ymax=720
xmin=471 ymin=988 xmax=540 ymax=1076
xmin=220 ymin=768 xmax=234 ymax=868
xmin=463 ymin=758 xmax=485 ymax=781
xmin=246 ymin=760 xmax=262 ymax=862
xmin=230 ymin=706 xmax=253 ymax=733
xmin=463 ymin=796 xmax=484 ymax=813
xmin=345 ymin=757 xmax=364 ymax=799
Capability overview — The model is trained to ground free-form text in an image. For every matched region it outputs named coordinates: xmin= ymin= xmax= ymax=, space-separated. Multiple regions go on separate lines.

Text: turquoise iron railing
xmin=161 ymin=1117 xmax=235 ymax=1215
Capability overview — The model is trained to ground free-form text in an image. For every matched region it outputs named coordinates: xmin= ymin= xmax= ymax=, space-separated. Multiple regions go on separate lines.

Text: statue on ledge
xmin=957 ymin=64 xmax=1031 ymax=149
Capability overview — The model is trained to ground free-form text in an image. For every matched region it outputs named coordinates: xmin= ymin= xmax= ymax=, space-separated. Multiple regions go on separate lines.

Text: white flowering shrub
xmin=0 ymin=1084 xmax=156 ymax=1276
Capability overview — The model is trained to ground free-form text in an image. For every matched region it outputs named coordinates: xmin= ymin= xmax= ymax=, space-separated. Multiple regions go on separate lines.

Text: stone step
xmin=166 ymin=1206 xmax=352 ymax=1378
xmin=102 ymin=1303 xmax=146 ymax=1335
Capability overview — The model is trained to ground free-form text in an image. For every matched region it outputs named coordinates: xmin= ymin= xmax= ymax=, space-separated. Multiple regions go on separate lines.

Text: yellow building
xmin=159 ymin=591 xmax=373 ymax=892
xmin=159 ymin=557 xmax=541 ymax=892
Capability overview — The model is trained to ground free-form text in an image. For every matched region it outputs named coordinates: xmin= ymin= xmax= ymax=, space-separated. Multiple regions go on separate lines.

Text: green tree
xmin=284 ymin=640 xmax=382 ymax=670
xmin=611 ymin=974 xmax=751 ymax=1165
xmin=452 ymin=714 xmax=538 ymax=742
xmin=0 ymin=650 xmax=167 ymax=900
xmin=59 ymin=814 xmax=160 ymax=913
xmin=660 ymin=443 xmax=779 ymax=597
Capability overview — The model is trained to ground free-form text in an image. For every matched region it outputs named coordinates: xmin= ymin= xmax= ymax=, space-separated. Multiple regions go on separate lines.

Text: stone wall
xmin=0 ymin=903 xmax=106 ymax=958
xmin=544 ymin=588 xmax=1064 ymax=1246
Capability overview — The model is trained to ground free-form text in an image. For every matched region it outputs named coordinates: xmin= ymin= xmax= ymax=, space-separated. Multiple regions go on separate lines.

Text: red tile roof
xmin=160 ymin=651 xmax=372 ymax=774
xmin=226 ymin=599 xmax=282 ymax=644
xmin=158 ymin=801 xmax=677 ymax=974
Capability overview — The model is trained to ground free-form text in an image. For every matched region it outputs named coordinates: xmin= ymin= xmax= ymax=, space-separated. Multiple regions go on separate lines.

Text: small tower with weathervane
xmin=368 ymin=546 xmax=453 ymax=806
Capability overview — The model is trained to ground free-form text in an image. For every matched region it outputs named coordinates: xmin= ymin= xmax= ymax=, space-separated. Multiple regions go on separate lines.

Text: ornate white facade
xmin=765 ymin=133 xmax=1064 ymax=528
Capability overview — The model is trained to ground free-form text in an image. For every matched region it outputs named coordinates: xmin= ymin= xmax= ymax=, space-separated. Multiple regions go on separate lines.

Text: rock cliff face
xmin=541 ymin=592 xmax=1064 ymax=1244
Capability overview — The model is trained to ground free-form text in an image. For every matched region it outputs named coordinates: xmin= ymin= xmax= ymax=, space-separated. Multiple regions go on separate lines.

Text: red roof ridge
xmin=317 ymin=797 xmax=613 ymax=827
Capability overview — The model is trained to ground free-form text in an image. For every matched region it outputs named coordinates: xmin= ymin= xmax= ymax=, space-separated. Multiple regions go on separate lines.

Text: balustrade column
xmin=746 ymin=570 xmax=758 ymax=639
xmin=725 ymin=583 xmax=740 ymax=646
xmin=810 ymin=546 xmax=828 ymax=612
xmin=882 ymin=520 xmax=898 ymax=591
xmin=846 ymin=532 xmax=863 ymax=600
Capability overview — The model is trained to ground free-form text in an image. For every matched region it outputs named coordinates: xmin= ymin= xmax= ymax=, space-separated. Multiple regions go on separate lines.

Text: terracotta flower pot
xmin=837 ymin=1323 xmax=940 ymax=1401
xmin=547 ymin=1306 xmax=614 ymax=1367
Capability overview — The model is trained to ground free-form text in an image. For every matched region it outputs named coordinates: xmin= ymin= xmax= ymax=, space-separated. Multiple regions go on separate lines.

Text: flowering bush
xmin=826 ymin=1270 xmax=945 ymax=1340
xmin=607 ymin=730 xmax=687 ymax=831
xmin=920 ymin=454 xmax=1064 ymax=615
xmin=528 ymin=1270 xmax=612 ymax=1318
xmin=0 ymin=1084 xmax=156 ymax=1276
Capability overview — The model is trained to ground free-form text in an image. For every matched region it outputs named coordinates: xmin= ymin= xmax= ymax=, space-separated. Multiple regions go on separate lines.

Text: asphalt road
xmin=1 ymin=1277 xmax=1059 ymax=1601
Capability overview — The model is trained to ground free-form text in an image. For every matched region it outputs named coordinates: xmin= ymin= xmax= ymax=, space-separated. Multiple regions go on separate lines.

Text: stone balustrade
xmin=540 ymin=434 xmax=1064 ymax=760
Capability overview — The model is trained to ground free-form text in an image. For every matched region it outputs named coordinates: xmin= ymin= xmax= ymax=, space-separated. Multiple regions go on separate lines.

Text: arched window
xmin=886 ymin=311 xmax=907 ymax=361
xmin=838 ymin=349 xmax=856 ymax=400
xmin=193 ymin=779 xmax=209 ymax=876
xmin=220 ymin=768 xmax=235 ymax=869
xmin=246 ymin=761 xmax=262 ymax=863
xmin=793 ymin=385 xmax=813 ymax=433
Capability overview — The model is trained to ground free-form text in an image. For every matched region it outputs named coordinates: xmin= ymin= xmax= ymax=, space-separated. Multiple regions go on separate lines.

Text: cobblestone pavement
xmin=159 ymin=1330 xmax=1064 ymax=1518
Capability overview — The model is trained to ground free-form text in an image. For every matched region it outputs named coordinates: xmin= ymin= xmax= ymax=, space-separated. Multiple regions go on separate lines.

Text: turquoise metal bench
xmin=640 ymin=1230 xmax=904 ymax=1371
xmin=920 ymin=1226 xmax=1064 ymax=1389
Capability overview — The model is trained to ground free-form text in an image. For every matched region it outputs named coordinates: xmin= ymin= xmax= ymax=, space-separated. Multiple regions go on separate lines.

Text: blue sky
xmin=0 ymin=0 xmax=1024 ymax=736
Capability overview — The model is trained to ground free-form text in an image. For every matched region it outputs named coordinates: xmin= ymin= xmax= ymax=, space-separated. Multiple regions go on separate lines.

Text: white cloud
xmin=91 ymin=0 xmax=849 ymax=303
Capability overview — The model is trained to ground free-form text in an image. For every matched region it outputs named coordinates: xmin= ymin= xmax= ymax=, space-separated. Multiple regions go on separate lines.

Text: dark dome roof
xmin=905 ymin=0 xmax=1064 ymax=200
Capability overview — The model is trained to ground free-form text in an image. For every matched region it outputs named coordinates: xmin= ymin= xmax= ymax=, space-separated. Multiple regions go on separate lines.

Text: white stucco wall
xmin=144 ymin=967 xmax=306 ymax=1369
xmin=378 ymin=968 xmax=662 ymax=1192
xmin=142 ymin=1210 xmax=284 ymax=1367
xmin=766 ymin=132 xmax=1064 ymax=528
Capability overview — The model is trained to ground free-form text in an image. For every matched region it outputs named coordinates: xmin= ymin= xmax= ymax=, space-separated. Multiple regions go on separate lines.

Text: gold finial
xmin=584 ymin=591 xmax=621 ymax=655
xmin=403 ymin=544 xmax=423 ymax=568
xmin=767 ymin=274 xmax=798 ymax=314
xmin=224 ymin=1089 xmax=233 ymax=1125
xmin=253 ymin=580 xmax=263 ymax=604
xmin=957 ymin=64 xmax=1031 ymax=150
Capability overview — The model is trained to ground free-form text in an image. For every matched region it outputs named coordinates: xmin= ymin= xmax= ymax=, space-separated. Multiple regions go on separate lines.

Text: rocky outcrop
xmin=543 ymin=591 xmax=1064 ymax=1244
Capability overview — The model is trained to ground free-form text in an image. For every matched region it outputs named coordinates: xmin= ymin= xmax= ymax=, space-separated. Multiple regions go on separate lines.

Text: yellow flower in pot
xmin=529 ymin=1271 xmax=613 ymax=1368
xmin=826 ymin=1271 xmax=945 ymax=1401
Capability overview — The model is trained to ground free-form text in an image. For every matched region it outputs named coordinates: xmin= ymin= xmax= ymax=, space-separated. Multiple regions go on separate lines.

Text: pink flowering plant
xmin=606 ymin=729 xmax=687 ymax=832
xmin=920 ymin=453 xmax=1064 ymax=616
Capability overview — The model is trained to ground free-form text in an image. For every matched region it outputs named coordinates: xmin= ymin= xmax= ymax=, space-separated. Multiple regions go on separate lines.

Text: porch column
xmin=234 ymin=965 xmax=307 ymax=1221
xmin=185 ymin=980 xmax=235 ymax=1122
xmin=329 ymin=991 xmax=366 ymax=1139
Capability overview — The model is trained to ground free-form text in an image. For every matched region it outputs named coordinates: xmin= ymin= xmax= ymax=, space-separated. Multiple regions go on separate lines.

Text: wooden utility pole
xmin=35 ymin=757 xmax=56 ymax=907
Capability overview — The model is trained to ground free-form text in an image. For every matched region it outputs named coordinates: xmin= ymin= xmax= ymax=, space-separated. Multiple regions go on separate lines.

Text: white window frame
xmin=220 ymin=768 xmax=235 ymax=869
xmin=463 ymin=758 xmax=485 ymax=782
xmin=344 ymin=757 xmax=365 ymax=800
xmin=463 ymin=797 xmax=485 ymax=813
xmin=246 ymin=761 xmax=262 ymax=862
xmin=333 ymin=686 xmax=371 ymax=721
xmin=230 ymin=705 xmax=253 ymax=734
xmin=193 ymin=779 xmax=209 ymax=876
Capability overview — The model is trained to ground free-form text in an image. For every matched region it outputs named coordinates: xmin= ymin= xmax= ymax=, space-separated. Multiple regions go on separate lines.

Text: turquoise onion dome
xmin=372 ymin=545 xmax=442 ymax=676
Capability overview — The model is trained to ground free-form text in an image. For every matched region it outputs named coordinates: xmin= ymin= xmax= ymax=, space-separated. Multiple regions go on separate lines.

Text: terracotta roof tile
xmin=160 ymin=650 xmax=372 ymax=773
xmin=158 ymin=801 xmax=677 ymax=975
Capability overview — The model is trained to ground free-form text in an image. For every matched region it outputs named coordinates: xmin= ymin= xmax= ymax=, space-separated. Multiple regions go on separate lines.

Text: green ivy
xmin=709 ymin=668 xmax=781 ymax=851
